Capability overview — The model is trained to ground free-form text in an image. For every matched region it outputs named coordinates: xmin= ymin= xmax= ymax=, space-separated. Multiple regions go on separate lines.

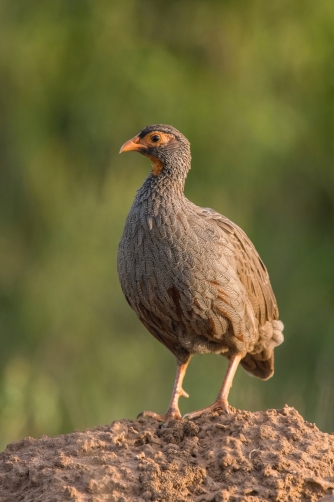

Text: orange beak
xmin=119 ymin=135 xmax=147 ymax=154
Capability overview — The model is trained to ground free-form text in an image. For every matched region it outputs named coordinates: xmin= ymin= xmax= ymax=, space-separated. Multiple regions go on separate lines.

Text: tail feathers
xmin=241 ymin=320 xmax=284 ymax=380
xmin=241 ymin=351 xmax=274 ymax=380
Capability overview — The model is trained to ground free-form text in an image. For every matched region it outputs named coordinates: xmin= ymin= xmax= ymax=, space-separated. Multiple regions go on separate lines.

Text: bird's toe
xmin=183 ymin=399 xmax=230 ymax=420
xmin=137 ymin=409 xmax=182 ymax=422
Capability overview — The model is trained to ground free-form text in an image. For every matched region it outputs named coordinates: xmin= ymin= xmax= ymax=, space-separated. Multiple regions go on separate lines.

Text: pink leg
xmin=183 ymin=354 xmax=242 ymax=420
xmin=138 ymin=359 xmax=190 ymax=422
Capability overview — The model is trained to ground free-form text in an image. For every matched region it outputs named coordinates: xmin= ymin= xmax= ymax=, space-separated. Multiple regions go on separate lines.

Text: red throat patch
xmin=148 ymin=156 xmax=164 ymax=176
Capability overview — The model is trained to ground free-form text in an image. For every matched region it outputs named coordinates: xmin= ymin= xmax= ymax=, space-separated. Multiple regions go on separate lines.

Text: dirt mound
xmin=0 ymin=406 xmax=334 ymax=501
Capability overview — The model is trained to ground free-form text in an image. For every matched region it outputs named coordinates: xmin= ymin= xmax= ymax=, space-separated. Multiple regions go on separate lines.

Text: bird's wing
xmin=196 ymin=207 xmax=278 ymax=325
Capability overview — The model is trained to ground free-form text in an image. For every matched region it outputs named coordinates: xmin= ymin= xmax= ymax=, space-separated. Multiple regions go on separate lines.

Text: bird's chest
xmin=117 ymin=202 xmax=226 ymax=313
xmin=118 ymin=207 xmax=188 ymax=294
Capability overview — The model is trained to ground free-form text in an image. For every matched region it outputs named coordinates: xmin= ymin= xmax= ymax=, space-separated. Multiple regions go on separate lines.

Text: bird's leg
xmin=183 ymin=353 xmax=242 ymax=420
xmin=137 ymin=358 xmax=190 ymax=422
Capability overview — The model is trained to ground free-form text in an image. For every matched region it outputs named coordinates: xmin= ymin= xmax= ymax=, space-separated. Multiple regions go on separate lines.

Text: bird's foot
xmin=183 ymin=398 xmax=229 ymax=420
xmin=137 ymin=408 xmax=182 ymax=423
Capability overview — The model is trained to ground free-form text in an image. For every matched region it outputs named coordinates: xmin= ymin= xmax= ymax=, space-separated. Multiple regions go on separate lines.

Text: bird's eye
xmin=150 ymin=134 xmax=161 ymax=143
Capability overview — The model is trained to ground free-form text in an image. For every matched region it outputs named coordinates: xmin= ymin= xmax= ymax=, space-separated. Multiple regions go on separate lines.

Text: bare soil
xmin=0 ymin=406 xmax=334 ymax=501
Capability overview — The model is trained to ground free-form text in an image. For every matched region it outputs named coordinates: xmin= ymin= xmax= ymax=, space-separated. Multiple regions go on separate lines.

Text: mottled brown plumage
xmin=118 ymin=124 xmax=284 ymax=421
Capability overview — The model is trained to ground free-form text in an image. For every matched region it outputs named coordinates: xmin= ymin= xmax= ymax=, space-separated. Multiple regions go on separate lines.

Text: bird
xmin=118 ymin=124 xmax=284 ymax=421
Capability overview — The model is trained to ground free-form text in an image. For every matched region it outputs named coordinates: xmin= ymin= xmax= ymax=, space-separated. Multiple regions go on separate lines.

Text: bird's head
xmin=119 ymin=124 xmax=191 ymax=177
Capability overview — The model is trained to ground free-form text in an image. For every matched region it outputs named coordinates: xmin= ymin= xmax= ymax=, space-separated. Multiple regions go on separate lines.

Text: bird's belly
xmin=118 ymin=237 xmax=233 ymax=355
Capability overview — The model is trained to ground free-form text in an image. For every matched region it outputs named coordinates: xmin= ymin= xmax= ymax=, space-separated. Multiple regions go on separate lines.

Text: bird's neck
xmin=140 ymin=156 xmax=190 ymax=201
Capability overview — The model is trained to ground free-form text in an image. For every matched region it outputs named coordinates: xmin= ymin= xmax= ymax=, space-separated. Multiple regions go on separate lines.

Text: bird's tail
xmin=240 ymin=320 xmax=284 ymax=380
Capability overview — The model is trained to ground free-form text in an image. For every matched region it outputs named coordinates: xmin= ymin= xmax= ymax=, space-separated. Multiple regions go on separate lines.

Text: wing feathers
xmin=198 ymin=207 xmax=278 ymax=325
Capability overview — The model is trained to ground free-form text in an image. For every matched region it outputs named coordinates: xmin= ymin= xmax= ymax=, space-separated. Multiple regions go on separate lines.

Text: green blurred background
xmin=1 ymin=0 xmax=334 ymax=450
